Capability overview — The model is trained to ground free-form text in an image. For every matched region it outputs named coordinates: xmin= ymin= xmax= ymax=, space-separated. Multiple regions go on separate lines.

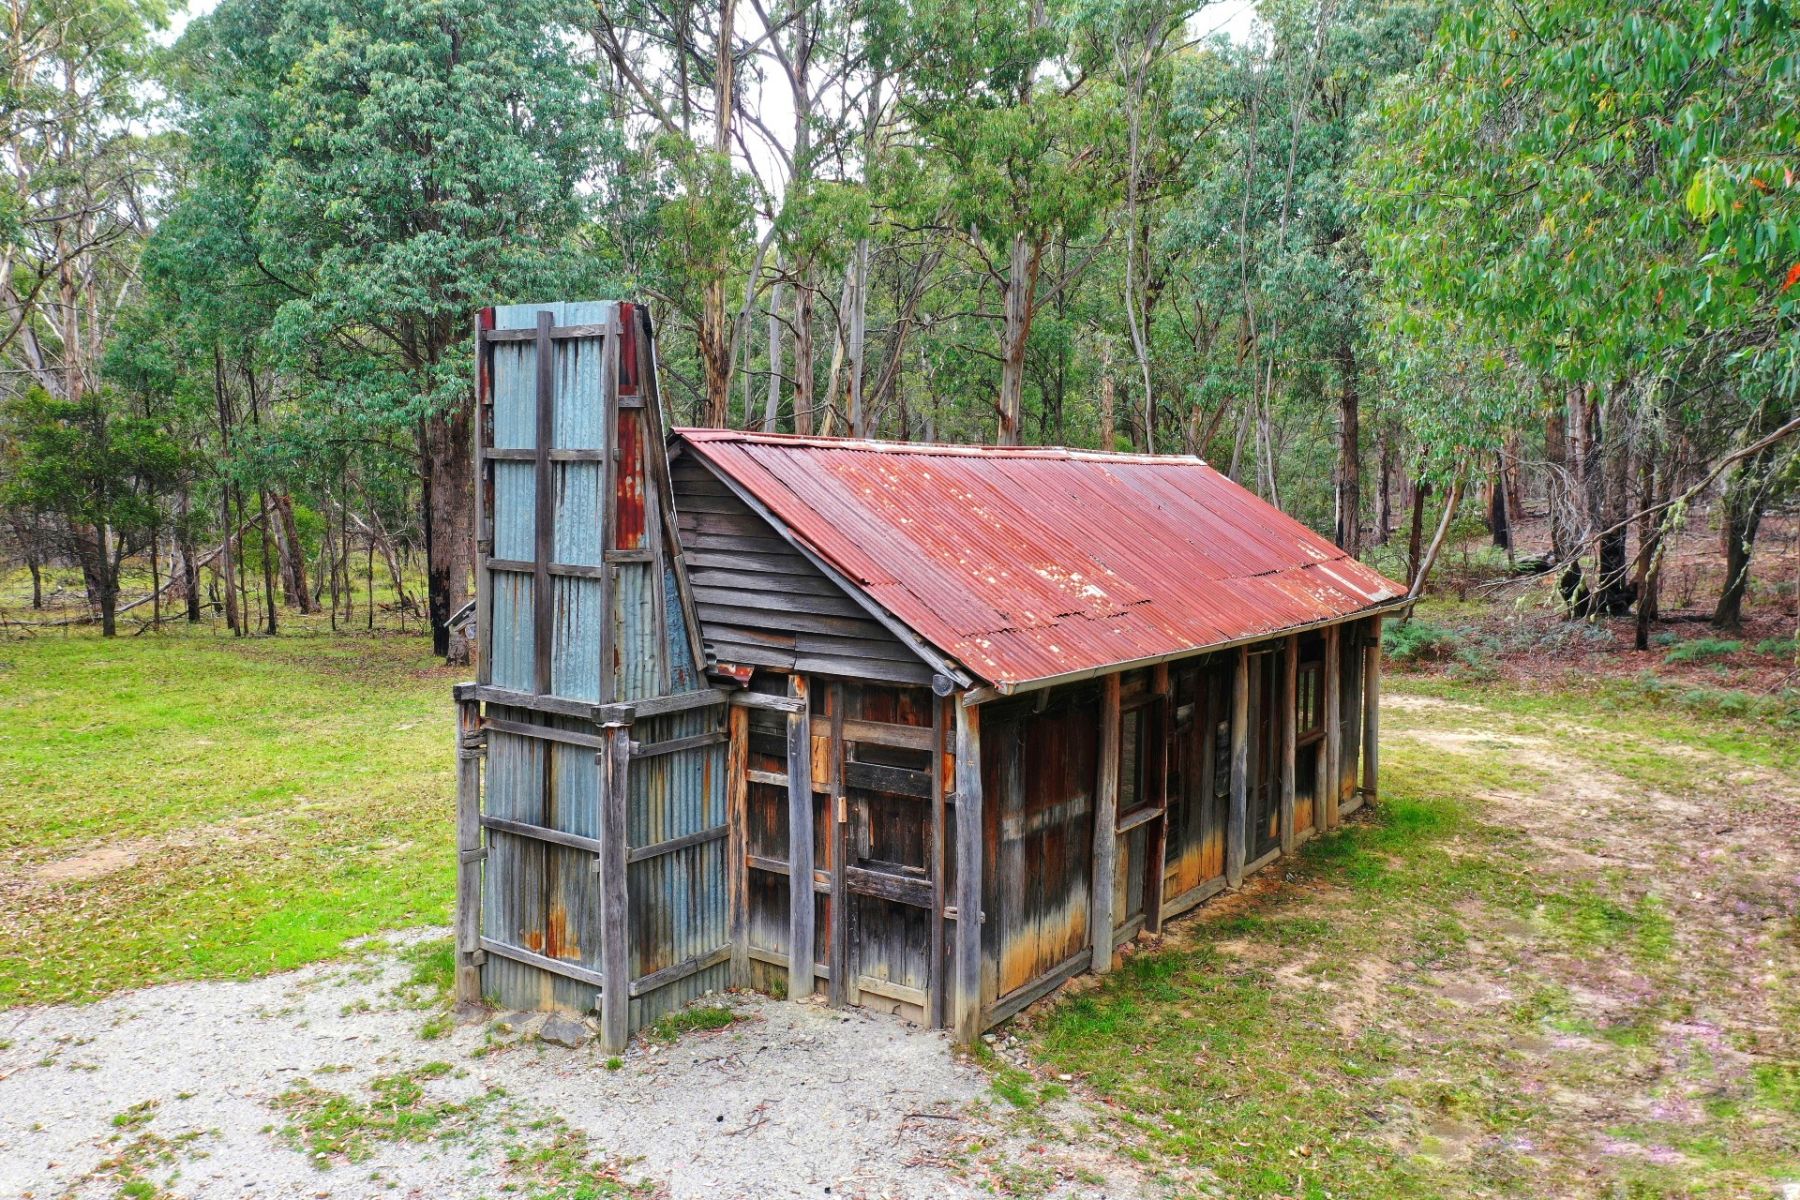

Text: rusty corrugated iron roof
xmin=675 ymin=429 xmax=1407 ymax=692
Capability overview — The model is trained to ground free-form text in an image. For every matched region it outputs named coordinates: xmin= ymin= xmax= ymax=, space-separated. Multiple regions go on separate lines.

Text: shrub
xmin=1663 ymin=638 xmax=1741 ymax=665
xmin=1754 ymin=637 xmax=1798 ymax=659
xmin=1383 ymin=619 xmax=1463 ymax=664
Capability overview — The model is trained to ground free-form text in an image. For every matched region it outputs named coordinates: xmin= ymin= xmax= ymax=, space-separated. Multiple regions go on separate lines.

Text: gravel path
xmin=0 ymin=931 xmax=1147 ymax=1199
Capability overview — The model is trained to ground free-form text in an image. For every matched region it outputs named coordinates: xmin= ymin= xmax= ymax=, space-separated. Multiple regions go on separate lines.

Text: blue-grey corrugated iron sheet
xmin=481 ymin=302 xmax=726 ymax=1024
xmin=677 ymin=430 xmax=1407 ymax=690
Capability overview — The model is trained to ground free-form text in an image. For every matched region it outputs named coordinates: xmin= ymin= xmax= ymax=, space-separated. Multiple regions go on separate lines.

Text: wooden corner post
xmin=453 ymin=689 xmax=486 ymax=1006
xmin=1090 ymin=673 xmax=1122 ymax=972
xmin=1226 ymin=647 xmax=1249 ymax=889
xmin=1362 ymin=617 xmax=1382 ymax=806
xmin=597 ymin=719 xmax=633 ymax=1052
xmin=1324 ymin=623 xmax=1343 ymax=831
xmin=1143 ymin=664 xmax=1171 ymax=936
xmin=725 ymin=702 xmax=750 ymax=988
xmin=786 ymin=675 xmax=815 ymax=1003
xmin=952 ymin=699 xmax=984 ymax=1045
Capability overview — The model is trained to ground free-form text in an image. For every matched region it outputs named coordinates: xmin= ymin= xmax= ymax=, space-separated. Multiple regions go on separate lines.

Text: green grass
xmin=502 ymin=1119 xmax=654 ymax=1197
xmin=1393 ymin=673 xmax=1800 ymax=772
xmin=0 ymin=625 xmax=458 ymax=1006
xmin=643 ymin=1004 xmax=737 ymax=1044
xmin=274 ymin=1062 xmax=495 ymax=1166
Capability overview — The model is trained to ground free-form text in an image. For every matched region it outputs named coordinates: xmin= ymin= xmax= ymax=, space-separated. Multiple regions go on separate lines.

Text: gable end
xmin=671 ymin=452 xmax=937 ymax=686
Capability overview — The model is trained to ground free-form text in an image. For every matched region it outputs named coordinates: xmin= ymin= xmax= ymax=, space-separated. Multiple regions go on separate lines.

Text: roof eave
xmin=957 ymin=595 xmax=1415 ymax=705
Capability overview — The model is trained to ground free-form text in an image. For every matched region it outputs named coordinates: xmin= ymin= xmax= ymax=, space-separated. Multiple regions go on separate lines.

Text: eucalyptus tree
xmin=900 ymin=0 xmax=1122 ymax=444
xmin=1161 ymin=0 xmax=1433 ymax=536
xmin=1359 ymin=0 xmax=1799 ymax=624
xmin=1 ymin=0 xmax=165 ymax=402
xmin=171 ymin=0 xmax=616 ymax=660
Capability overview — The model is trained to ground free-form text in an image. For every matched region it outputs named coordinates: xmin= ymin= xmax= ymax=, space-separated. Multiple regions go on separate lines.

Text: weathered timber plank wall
xmin=980 ymin=683 xmax=1099 ymax=1007
xmin=669 ymin=454 xmax=935 ymax=687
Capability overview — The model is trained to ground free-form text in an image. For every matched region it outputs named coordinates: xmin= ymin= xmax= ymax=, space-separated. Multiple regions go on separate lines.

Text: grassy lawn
xmin=1003 ymin=676 xmax=1800 ymax=1198
xmin=0 ymin=624 xmax=458 ymax=1006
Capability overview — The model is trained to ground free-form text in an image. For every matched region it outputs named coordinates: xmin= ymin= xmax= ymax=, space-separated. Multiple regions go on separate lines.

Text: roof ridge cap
xmin=673 ymin=427 xmax=1209 ymax=467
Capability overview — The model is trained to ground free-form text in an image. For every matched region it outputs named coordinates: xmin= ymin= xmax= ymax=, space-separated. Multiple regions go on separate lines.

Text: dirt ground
xmin=1423 ymin=506 xmax=1799 ymax=697
xmin=0 ymin=933 xmax=1152 ymax=1200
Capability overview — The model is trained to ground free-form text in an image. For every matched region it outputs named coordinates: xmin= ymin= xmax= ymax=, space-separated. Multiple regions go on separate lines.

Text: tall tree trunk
xmin=1408 ymin=474 xmax=1466 ymax=599
xmin=150 ymin=524 xmax=161 ymax=627
xmin=1375 ymin=423 xmax=1393 ymax=546
xmin=258 ymin=490 xmax=279 ymax=635
xmin=274 ymin=492 xmax=316 ymax=613
xmin=1488 ymin=460 xmax=1511 ymax=551
xmin=1099 ymin=341 xmax=1116 ymax=452
xmin=28 ymin=557 xmax=42 ymax=610
xmin=698 ymin=0 xmax=738 ymax=428
xmin=421 ymin=404 xmax=474 ymax=663
xmin=1545 ymin=386 xmax=1584 ymax=610
xmin=793 ymin=267 xmax=815 ymax=434
xmin=1711 ymin=426 xmax=1779 ymax=631
xmin=177 ymin=488 xmax=201 ymax=622
xmin=763 ymin=262 xmax=783 ymax=432
xmin=98 ymin=561 xmax=117 ymax=636
xmin=996 ymin=233 xmax=1044 ymax=446
xmin=1333 ymin=338 xmax=1361 ymax=555
xmin=1406 ymin=475 xmax=1431 ymax=583
xmin=1593 ymin=382 xmax=1633 ymax=614
xmin=323 ymin=518 xmax=341 ymax=630
xmin=220 ymin=528 xmax=241 ymax=634
xmin=846 ymin=237 xmax=870 ymax=436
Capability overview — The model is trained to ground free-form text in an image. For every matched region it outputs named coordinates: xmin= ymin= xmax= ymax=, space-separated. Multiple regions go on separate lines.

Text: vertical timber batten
xmin=1226 ymin=647 xmax=1249 ymax=889
xmin=1143 ymin=664 xmax=1171 ymax=935
xmin=1362 ymin=617 xmax=1382 ymax=807
xmin=531 ymin=310 xmax=556 ymax=695
xmin=1324 ymin=623 xmax=1343 ymax=831
xmin=726 ymin=703 xmax=750 ymax=987
xmin=929 ymin=696 xmax=948 ymax=1029
xmin=474 ymin=308 xmax=496 ymax=684
xmin=1089 ymin=673 xmax=1121 ymax=973
xmin=1280 ymin=634 xmax=1297 ymax=855
xmin=826 ymin=682 xmax=849 ymax=1009
xmin=786 ymin=675 xmax=815 ymax=1002
xmin=453 ymin=690 xmax=485 ymax=1005
xmin=598 ymin=721 xmax=632 ymax=1051
xmin=952 ymin=700 xmax=984 ymax=1044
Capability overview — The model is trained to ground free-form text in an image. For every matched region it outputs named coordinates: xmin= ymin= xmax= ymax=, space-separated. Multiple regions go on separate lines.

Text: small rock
xmin=539 ymin=1015 xmax=592 ymax=1049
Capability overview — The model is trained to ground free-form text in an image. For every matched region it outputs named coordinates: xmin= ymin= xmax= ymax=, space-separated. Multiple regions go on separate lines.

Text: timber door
xmin=821 ymin=682 xmax=945 ymax=1024
xmin=1246 ymin=649 xmax=1284 ymax=864
xmin=1162 ymin=658 xmax=1232 ymax=913
xmin=983 ymin=688 xmax=1100 ymax=1016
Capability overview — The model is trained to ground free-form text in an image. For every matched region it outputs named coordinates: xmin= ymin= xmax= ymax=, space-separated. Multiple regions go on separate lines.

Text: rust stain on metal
xmin=521 ymin=903 xmax=582 ymax=960
xmin=615 ymin=408 xmax=647 ymax=549
xmin=676 ymin=430 xmax=1406 ymax=690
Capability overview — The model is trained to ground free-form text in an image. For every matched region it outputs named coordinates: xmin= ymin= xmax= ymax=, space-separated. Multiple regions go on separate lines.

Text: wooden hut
xmin=453 ymin=301 xmax=1407 ymax=1050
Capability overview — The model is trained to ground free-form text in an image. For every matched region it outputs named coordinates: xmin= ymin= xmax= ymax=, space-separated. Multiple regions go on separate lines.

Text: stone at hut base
xmin=539 ymin=1014 xmax=593 ymax=1048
